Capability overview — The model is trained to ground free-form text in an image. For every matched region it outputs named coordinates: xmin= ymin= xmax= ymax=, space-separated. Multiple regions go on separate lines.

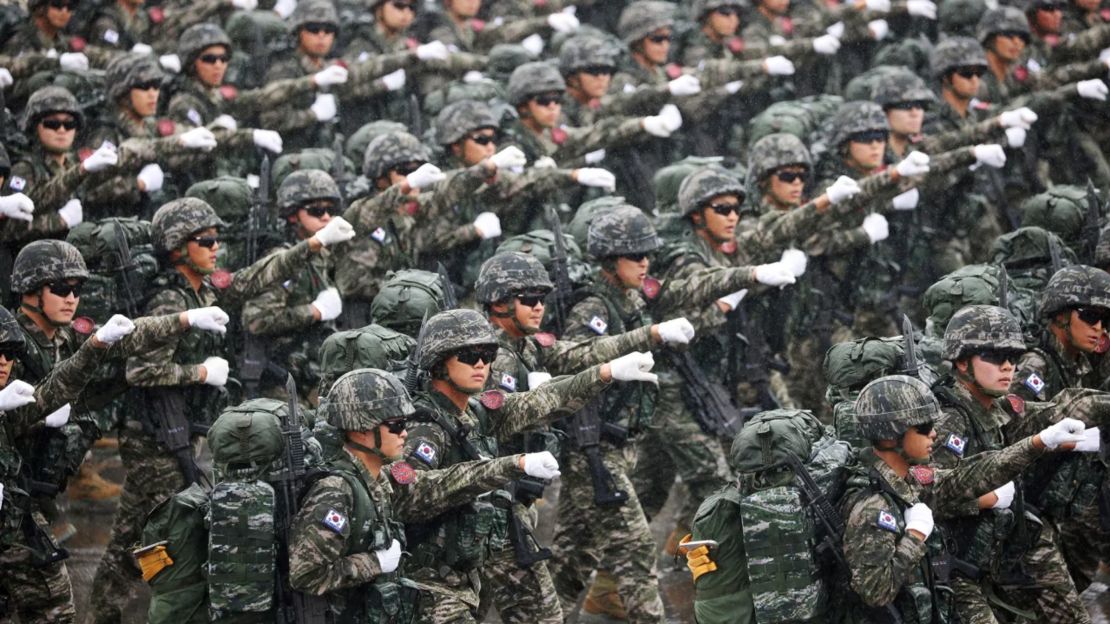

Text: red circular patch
xmin=1006 ymin=394 xmax=1026 ymax=415
xmin=77 ymin=148 xmax=93 ymax=162
xmin=479 ymin=390 xmax=505 ymax=410
xmin=389 ymin=461 xmax=416 ymax=484
xmin=550 ymin=127 xmax=568 ymax=145
xmin=219 ymin=84 xmax=239 ymax=101
xmin=334 ymin=59 xmax=348 ymax=69
xmin=71 ymin=316 xmax=95 ymax=335
xmin=1043 ymin=34 xmax=1059 ymax=46
xmin=157 ymin=119 xmax=176 ymax=137
xmin=404 ymin=201 xmax=419 ymax=216
xmin=719 ymin=241 xmax=737 ymax=255
xmin=148 ymin=6 xmax=165 ymax=23
xmin=471 ymin=18 xmax=486 ymax=32
xmin=587 ymin=98 xmax=602 ymax=110
xmin=780 ymin=17 xmax=794 ymax=36
xmin=665 ymin=63 xmax=683 ymax=79
xmin=908 ymin=465 xmax=934 ymax=485
xmin=1101 ymin=7 xmax=1110 ymax=20
xmin=1013 ymin=66 xmax=1029 ymax=82
xmin=641 ymin=277 xmax=661 ymax=299
xmin=533 ymin=332 xmax=556 ymax=348
xmin=209 ymin=270 xmax=233 ymax=289
xmin=727 ymin=37 xmax=745 ymax=54
xmin=534 ymin=0 xmax=547 ymax=6
xmin=405 ymin=37 xmax=419 ymax=51
xmin=1097 ymin=332 xmax=1110 ymax=354
xmin=69 ymin=36 xmax=86 ymax=52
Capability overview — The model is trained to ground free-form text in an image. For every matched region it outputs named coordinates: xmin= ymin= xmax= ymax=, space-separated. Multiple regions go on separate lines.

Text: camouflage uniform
xmin=84 ymin=0 xmax=225 ymax=53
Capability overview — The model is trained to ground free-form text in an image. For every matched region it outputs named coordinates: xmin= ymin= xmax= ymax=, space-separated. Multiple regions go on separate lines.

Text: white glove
xmin=131 ymin=43 xmax=153 ymax=55
xmin=187 ymin=307 xmax=230 ymax=334
xmin=527 ymin=371 xmax=552 ymax=388
xmin=868 ymin=19 xmax=890 ymax=40
xmin=862 ymin=213 xmax=889 ymax=243
xmin=754 ymin=262 xmax=796 ymax=287
xmin=668 ymin=74 xmax=701 ymax=96
xmin=273 ymin=0 xmax=296 ymax=18
xmin=231 ymin=0 xmax=257 ymax=10
xmin=311 ymin=287 xmax=342 ymax=321
xmin=159 ymin=54 xmax=181 ymax=73
xmin=643 ymin=104 xmax=683 ymax=137
xmin=892 ymin=188 xmax=920 ymax=211
xmin=608 ymin=351 xmax=657 ymax=383
xmin=724 ymin=80 xmax=744 ymax=94
xmin=405 ymin=163 xmax=445 ymax=189
xmin=812 ymin=34 xmax=841 ymax=55
xmin=826 ymin=21 xmax=846 ymax=37
xmin=463 ymin=70 xmax=485 ymax=83
xmin=717 ymin=288 xmax=748 ymax=311
xmin=1101 ymin=46 xmax=1110 ymax=64
xmin=82 ymin=143 xmax=118 ymax=172
xmin=656 ymin=317 xmax=695 ymax=345
xmin=416 ymin=40 xmax=449 ymax=61
xmin=521 ymin=33 xmax=545 ymax=56
xmin=826 ymin=175 xmax=861 ymax=204
xmin=311 ymin=93 xmax=338 ymax=122
xmin=137 ymin=163 xmax=164 ymax=193
xmin=202 ymin=356 xmax=229 ymax=387
xmin=0 ymin=193 xmax=34 ymax=222
xmin=252 ymin=129 xmax=283 ymax=154
xmin=865 ymin=0 xmax=890 ymax=11
xmin=990 ymin=482 xmax=1015 ymax=510
xmin=313 ymin=65 xmax=348 ymax=87
xmin=1039 ymin=417 xmax=1086 ymax=449
xmin=44 ymin=403 xmax=71 ymax=428
xmin=490 ymin=146 xmax=527 ymax=170
xmin=998 ymin=107 xmax=1037 ymax=130
xmin=903 ymin=502 xmax=934 ymax=539
xmin=314 ymin=216 xmax=355 ymax=246
xmin=374 ymin=539 xmax=402 ymax=573
xmin=584 ymin=148 xmax=606 ymax=164
xmin=973 ymin=144 xmax=1006 ymax=169
xmin=895 ymin=151 xmax=930 ymax=177
xmin=58 ymin=199 xmax=82 ymax=228
xmin=59 ymin=52 xmax=89 ymax=72
xmin=764 ymin=55 xmax=795 ymax=75
xmin=1005 ymin=127 xmax=1026 ymax=148
xmin=379 ymin=68 xmax=406 ymax=92
xmin=211 ymin=115 xmax=237 ymax=132
xmin=780 ymin=248 xmax=807 ymax=277
xmin=575 ymin=168 xmax=616 ymax=190
xmin=1077 ymin=78 xmax=1108 ymax=101
xmin=0 ymin=380 xmax=35 ymax=411
xmin=1076 ymin=427 xmax=1101 ymax=453
xmin=473 ymin=212 xmax=501 ymax=239
xmin=0 ymin=68 xmax=12 ymax=89
xmin=547 ymin=12 xmax=580 ymax=32
xmin=522 ymin=450 xmax=561 ymax=479
xmin=906 ymin=0 xmax=937 ymax=18
xmin=533 ymin=156 xmax=557 ymax=169
xmin=95 ymin=314 xmax=136 ymax=344
xmin=179 ymin=127 xmax=217 ymax=151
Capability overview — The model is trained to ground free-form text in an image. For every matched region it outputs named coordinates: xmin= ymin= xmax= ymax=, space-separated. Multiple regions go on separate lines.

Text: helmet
xmin=321 ymin=368 xmax=415 ymax=431
xmin=569 ymin=196 xmax=631 ymax=248
xmin=976 ymin=6 xmax=1030 ymax=44
xmin=587 ymin=205 xmax=663 ymax=258
xmin=489 ymin=44 xmax=535 ymax=82
xmin=692 ymin=0 xmax=746 ymax=20
xmin=1020 ymin=186 xmax=1086 ymax=250
xmin=617 ymin=1 xmax=676 ymax=45
xmin=828 ymin=101 xmax=889 ymax=148
xmin=508 ymin=62 xmax=566 ymax=106
xmin=434 ymin=99 xmax=500 ymax=146
xmin=871 ymin=68 xmax=937 ymax=108
xmin=929 ymin=36 xmax=987 ymax=79
xmin=370 ymin=269 xmax=450 ymax=337
xmin=747 ymin=133 xmax=811 ymax=183
xmin=151 ymin=197 xmax=229 ymax=253
xmin=290 ymin=0 xmax=338 ymax=33
xmin=943 ymin=305 xmax=1025 ymax=361
xmin=1039 ymin=265 xmax=1110 ymax=318
xmin=678 ymin=167 xmax=746 ymax=216
xmin=106 ymin=54 xmax=164 ymax=103
xmin=475 ymin=251 xmax=554 ymax=304
xmin=346 ymin=120 xmax=409 ymax=164
xmin=417 ymin=309 xmax=498 ymax=370
xmin=10 ymin=240 xmax=89 ymax=294
xmin=854 ymin=375 xmax=940 ymax=441
xmin=0 ymin=307 xmax=25 ymax=352
xmin=940 ymin=0 xmax=988 ymax=37
xmin=1097 ymin=222 xmax=1110 ymax=268
xmin=21 ymin=85 xmax=83 ymax=133
xmin=277 ymin=169 xmax=340 ymax=216
xmin=559 ymin=35 xmax=621 ymax=74
xmin=653 ymin=157 xmax=732 ymax=211
xmin=362 ymin=131 xmax=430 ymax=179
xmin=186 ymin=176 xmax=253 ymax=223
xmin=208 ymin=399 xmax=287 ymax=470
xmin=178 ymin=23 xmax=232 ymax=71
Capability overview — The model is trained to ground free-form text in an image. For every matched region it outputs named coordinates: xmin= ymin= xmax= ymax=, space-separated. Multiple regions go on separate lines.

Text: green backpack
xmin=185 ymin=176 xmax=282 ymax=272
xmin=822 ymin=337 xmax=906 ymax=449
xmin=66 ymin=218 xmax=158 ymax=322
xmin=746 ymin=96 xmax=844 ymax=155
xmin=317 ymin=324 xmax=415 ymax=393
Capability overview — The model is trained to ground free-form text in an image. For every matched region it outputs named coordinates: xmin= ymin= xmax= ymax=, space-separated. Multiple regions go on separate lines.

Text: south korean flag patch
xmin=588 ymin=315 xmax=608 ymax=335
xmin=876 ymin=510 xmax=899 ymax=533
xmin=8 ymin=176 xmax=25 ymax=191
xmin=322 ymin=509 xmax=347 ymax=534
xmin=1024 ymin=372 xmax=1045 ymax=395
xmin=945 ymin=434 xmax=966 ymax=457
xmin=499 ymin=372 xmax=517 ymax=392
xmin=413 ymin=440 xmax=437 ymax=466
xmin=370 ymin=227 xmax=388 ymax=244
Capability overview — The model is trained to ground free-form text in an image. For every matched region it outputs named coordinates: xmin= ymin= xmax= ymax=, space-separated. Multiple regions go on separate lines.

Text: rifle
xmin=997 ymin=265 xmax=1009 ymax=310
xmin=731 ymin=304 xmax=786 ymax=412
xmin=331 ymin=133 xmax=347 ymax=204
xmin=273 ymin=373 xmax=329 ymax=624
xmin=899 ymin=315 xmax=919 ymax=378
xmin=542 ymin=205 xmax=574 ymax=335
xmin=239 ymin=155 xmax=272 ymax=400
xmin=1048 ymin=235 xmax=1063 ymax=275
xmin=436 ymin=262 xmax=458 ymax=309
xmin=22 ymin=510 xmax=69 ymax=567
xmin=566 ymin=399 xmax=629 ymax=507
xmin=404 ymin=311 xmax=430 ymax=395
xmin=142 ymin=388 xmax=204 ymax=486
xmin=668 ymin=348 xmax=743 ymax=438
xmin=1084 ymin=178 xmax=1102 ymax=265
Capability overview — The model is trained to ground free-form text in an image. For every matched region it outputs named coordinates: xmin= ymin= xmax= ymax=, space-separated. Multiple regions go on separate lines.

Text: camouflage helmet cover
xmin=151 ymin=197 xmax=229 ymax=253
xmin=417 ymin=309 xmax=498 ymax=369
xmin=178 ymin=23 xmax=232 ymax=69
xmin=10 ymin=239 xmax=90 ymax=293
xmin=871 ymin=68 xmax=937 ymax=107
xmin=277 ymin=169 xmax=341 ymax=215
xmin=362 ymin=131 xmax=431 ymax=179
xmin=559 ymin=35 xmax=621 ymax=74
xmin=617 ymin=1 xmax=676 ymax=44
xmin=693 ymin=0 xmax=747 ymax=19
xmin=976 ymin=6 xmax=1030 ymax=44
xmin=321 ymin=368 xmax=415 ymax=431
xmin=106 ymin=54 xmax=164 ymax=103
xmin=748 ymin=133 xmax=812 ymax=183
xmin=588 ymin=205 xmax=663 ymax=257
xmin=21 ymin=85 xmax=83 ymax=133
xmin=939 ymin=0 xmax=987 ymax=36
xmin=678 ymin=167 xmax=746 ymax=216
xmin=1020 ymin=185 xmax=1086 ymax=249
xmin=929 ymin=36 xmax=987 ymax=78
xmin=943 ymin=305 xmax=1025 ymax=361
xmin=0 ymin=307 xmax=25 ymax=350
xmin=475 ymin=251 xmax=554 ymax=304
xmin=434 ymin=99 xmax=500 ymax=146
xmin=370 ymin=269 xmax=450 ymax=336
xmin=290 ymin=0 xmax=339 ymax=32
xmin=829 ymin=100 xmax=889 ymax=148
xmin=508 ymin=62 xmax=566 ymax=105
xmin=854 ymin=375 xmax=940 ymax=441
xmin=488 ymin=44 xmax=535 ymax=81
xmin=1039 ymin=264 xmax=1110 ymax=318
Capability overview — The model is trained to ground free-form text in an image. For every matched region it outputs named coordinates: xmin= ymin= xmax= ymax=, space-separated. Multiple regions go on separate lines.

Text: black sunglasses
xmin=467 ymin=133 xmax=497 ymax=146
xmin=1036 ymin=2 xmax=1063 ymax=10
xmin=580 ymin=65 xmax=616 ymax=76
xmin=389 ymin=0 xmax=417 ymax=11
xmin=132 ymin=80 xmax=161 ymax=91
xmin=1075 ymin=306 xmax=1110 ymax=327
xmin=713 ymin=6 xmax=740 ymax=16
xmin=886 ymin=100 xmax=927 ymax=111
xmin=303 ymin=22 xmax=338 ymax=34
xmin=532 ymin=93 xmax=563 ymax=107
xmin=849 ymin=129 xmax=889 ymax=144
xmin=304 ymin=204 xmax=335 ymax=218
xmin=453 ymin=345 xmax=498 ymax=366
xmin=975 ymin=348 xmax=1023 ymax=366
xmin=46 ymin=281 xmax=83 ymax=298
xmin=0 ymin=347 xmax=21 ymax=361
xmin=391 ymin=162 xmax=424 ymax=177
xmin=646 ymin=33 xmax=673 ymax=44
xmin=191 ymin=235 xmax=219 ymax=249
xmin=621 ymin=252 xmax=650 ymax=262
xmin=774 ymin=170 xmax=805 ymax=183
xmin=912 ymin=422 xmax=935 ymax=435
xmin=41 ymin=118 xmax=78 ymax=131
xmin=995 ymin=30 xmax=1030 ymax=41
xmin=382 ymin=419 xmax=407 ymax=434
xmin=199 ymin=53 xmax=230 ymax=65
xmin=952 ymin=66 xmax=985 ymax=79
xmin=515 ymin=292 xmax=547 ymax=308
xmin=47 ymin=0 xmax=75 ymax=9
xmin=706 ymin=203 xmax=741 ymax=216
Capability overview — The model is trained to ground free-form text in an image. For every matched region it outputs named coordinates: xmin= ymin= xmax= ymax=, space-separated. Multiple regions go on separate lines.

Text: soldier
xmin=84 ymin=0 xmax=227 ymax=54
xmin=90 ymin=197 xmax=354 ymax=624
xmin=289 ymin=367 xmax=563 ymax=621
xmin=1 ymin=0 xmax=114 ymax=65
xmin=424 ymin=0 xmax=576 ymax=55
xmin=400 ymin=308 xmax=657 ymax=623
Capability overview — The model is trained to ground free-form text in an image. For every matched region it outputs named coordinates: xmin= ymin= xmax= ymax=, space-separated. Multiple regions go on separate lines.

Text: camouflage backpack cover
xmin=65 ymin=218 xmax=158 ymax=321
xmin=745 ymin=95 xmax=844 ymax=157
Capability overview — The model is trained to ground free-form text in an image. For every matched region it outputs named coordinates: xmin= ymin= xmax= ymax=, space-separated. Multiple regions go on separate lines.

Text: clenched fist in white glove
xmin=252 ymin=129 xmax=283 ymax=154
xmin=868 ymin=19 xmax=890 ymax=40
xmin=642 ymin=104 xmax=683 ymax=137
xmin=812 ymin=34 xmax=841 ymax=55
xmin=990 ymin=482 xmax=1015 ymax=509
xmin=1006 ymin=127 xmax=1026 ymax=148
xmin=0 ymin=68 xmax=12 ymax=89
xmin=473 ymin=212 xmax=501 ymax=239
xmin=463 ymin=70 xmax=485 ymax=83
xmin=1076 ymin=427 xmax=1101 ymax=452
xmin=489 ymin=146 xmax=527 ymax=170
xmin=826 ymin=175 xmax=861 ymax=204
xmin=179 ymin=127 xmax=217 ymax=150
xmin=231 ymin=0 xmax=258 ymax=10
xmin=862 ymin=213 xmax=889 ymax=243
xmin=656 ymin=318 xmax=695 ymax=345
xmin=82 ymin=143 xmax=118 ymax=172
xmin=311 ymin=93 xmax=338 ymax=122
xmin=45 ymin=403 xmax=71 ymax=428
xmin=187 ymin=306 xmax=230 ymax=334
xmin=998 ymin=107 xmax=1037 ymax=130
xmin=137 ymin=163 xmax=164 ymax=193
xmin=58 ymin=199 xmax=83 ymax=228
xmin=865 ymin=0 xmax=890 ymax=11
xmin=406 ymin=163 xmax=445 ymax=190
xmin=95 ymin=314 xmax=135 ymax=345
xmin=379 ymin=69 xmax=406 ymax=92
xmin=375 ymin=539 xmax=402 ymax=573
xmin=718 ymin=288 xmax=747 ymax=311
xmin=202 ymin=356 xmax=229 ymax=387
xmin=753 ymin=262 xmax=796 ymax=287
xmin=764 ymin=55 xmax=795 ymax=75
xmin=668 ymin=74 xmax=701 ymax=96
xmin=1077 ymin=78 xmax=1108 ymax=101
xmin=416 ymin=41 xmax=449 ymax=61
xmin=159 ymin=54 xmax=181 ymax=73
xmin=521 ymin=33 xmax=545 ymax=56
xmin=547 ymin=11 xmax=580 ymax=32
xmin=895 ymin=151 xmax=930 ymax=177
xmin=273 ymin=0 xmax=296 ymax=18
xmin=311 ymin=287 xmax=342 ymax=321
xmin=1039 ymin=417 xmax=1085 ymax=449
xmin=0 ymin=380 xmax=35 ymax=411
xmin=59 ymin=52 xmax=88 ymax=72
xmin=725 ymin=80 xmax=744 ymax=94
xmin=574 ymin=168 xmax=616 ymax=190
xmin=906 ymin=0 xmax=937 ymax=18
xmin=607 ymin=351 xmax=658 ymax=383
xmin=891 ymin=188 xmax=920 ymax=211
xmin=522 ymin=450 xmax=561 ymax=479
xmin=904 ymin=502 xmax=934 ymax=539
xmin=780 ymin=248 xmax=807 ymax=277
xmin=313 ymin=64 xmax=348 ymax=87
xmin=313 ymin=216 xmax=355 ymax=246
xmin=973 ymin=144 xmax=1006 ymax=169
xmin=131 ymin=43 xmax=153 ymax=55
xmin=0 ymin=193 xmax=34 ymax=222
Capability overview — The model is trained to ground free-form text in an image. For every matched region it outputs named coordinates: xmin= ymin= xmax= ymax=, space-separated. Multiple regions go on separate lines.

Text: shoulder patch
xmin=8 ymin=176 xmax=26 ymax=191
xmin=479 ymin=389 xmax=505 ymax=410
xmin=727 ymin=37 xmax=745 ymax=53
xmin=148 ymin=6 xmax=164 ymax=22
xmin=1006 ymin=394 xmax=1025 ymax=415
xmin=550 ymin=127 xmax=567 ymax=145
xmin=370 ymin=227 xmax=388 ymax=243
xmin=412 ymin=440 xmax=437 ymax=466
xmin=780 ymin=17 xmax=794 ymax=35
xmin=1097 ymin=332 xmax=1110 ymax=354
xmin=186 ymin=108 xmax=202 ymax=126
xmin=876 ymin=509 xmax=899 ymax=533
xmin=219 ymin=85 xmax=238 ymax=101
xmin=470 ymin=18 xmax=486 ymax=31
xmin=1024 ymin=372 xmax=1045 ymax=395
xmin=157 ymin=118 xmax=175 ymax=137
xmin=78 ymin=147 xmax=93 ymax=162
xmin=499 ymin=372 xmax=517 ymax=392
xmin=641 ymin=276 xmax=661 ymax=299
xmin=533 ymin=332 xmax=556 ymax=347
xmin=972 ymin=99 xmax=991 ymax=111
xmin=944 ymin=434 xmax=965 ymax=457
xmin=209 ymin=269 xmax=233 ymax=290
xmin=908 ymin=465 xmax=935 ymax=486
xmin=719 ymin=240 xmax=737 ymax=255
xmin=388 ymin=461 xmax=416 ymax=485
xmin=71 ymin=316 xmax=94 ymax=335
xmin=405 ymin=37 xmax=419 ymax=51
xmin=588 ymin=315 xmax=608 ymax=335
xmin=403 ymin=201 xmax=419 ymax=216
xmin=665 ymin=63 xmax=683 ymax=79
xmin=322 ymin=508 xmax=347 ymax=533
xmin=102 ymin=29 xmax=119 ymax=44
xmin=69 ymin=36 xmax=86 ymax=52
xmin=1013 ymin=65 xmax=1028 ymax=82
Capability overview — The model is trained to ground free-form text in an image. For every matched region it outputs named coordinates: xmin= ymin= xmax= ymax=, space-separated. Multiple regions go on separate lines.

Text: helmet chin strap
xmin=347 ymin=428 xmax=395 ymax=462
xmin=21 ymin=291 xmax=69 ymax=327
xmin=490 ymin=299 xmax=536 ymax=336
xmin=957 ymin=360 xmax=1007 ymax=398
xmin=174 ymin=245 xmax=216 ymax=275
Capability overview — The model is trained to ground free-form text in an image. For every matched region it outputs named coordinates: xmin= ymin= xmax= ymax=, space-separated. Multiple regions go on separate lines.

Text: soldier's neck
xmin=986 ymin=50 xmax=1010 ymax=83
xmin=631 ymin=51 xmax=655 ymax=72
xmin=174 ymin=264 xmax=205 ymax=293
xmin=887 ymin=134 xmax=908 ymax=159
xmin=490 ymin=315 xmax=525 ymax=339
xmin=942 ymin=89 xmax=970 ymax=118
xmin=701 ymin=24 xmax=723 ymax=44
xmin=567 ymin=85 xmax=589 ymax=105
xmin=21 ymin=304 xmax=57 ymax=340
xmin=874 ymin=448 xmax=909 ymax=477
xmin=347 ymin=444 xmax=383 ymax=478
xmin=521 ymin=116 xmax=545 ymax=135
xmin=959 ymin=377 xmax=995 ymax=410
xmin=34 ymin=16 xmax=58 ymax=39
xmin=431 ymin=379 xmax=470 ymax=412
xmin=1049 ymin=323 xmax=1080 ymax=359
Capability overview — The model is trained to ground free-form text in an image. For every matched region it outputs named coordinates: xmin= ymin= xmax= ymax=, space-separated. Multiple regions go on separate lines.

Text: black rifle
xmin=142 ymin=387 xmax=204 ymax=485
xmin=567 ymin=399 xmax=629 ymax=507
xmin=668 ymin=348 xmax=743 ymax=438
xmin=899 ymin=315 xmax=919 ymax=378
xmin=239 ymin=155 xmax=272 ymax=399
xmin=542 ymin=205 xmax=574 ymax=335
xmin=1083 ymin=179 xmax=1102 ymax=265
xmin=404 ymin=311 xmax=430 ymax=395
xmin=731 ymin=304 xmax=786 ymax=411
xmin=1048 ymin=235 xmax=1064 ymax=275
xmin=436 ymin=262 xmax=458 ymax=309
xmin=998 ymin=265 xmax=1009 ymax=310
xmin=331 ymin=133 xmax=347 ymax=204
xmin=22 ymin=510 xmax=69 ymax=567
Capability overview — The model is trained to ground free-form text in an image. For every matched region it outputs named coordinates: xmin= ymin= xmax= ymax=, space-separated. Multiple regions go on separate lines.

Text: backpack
xmin=66 ymin=217 xmax=158 ymax=322
xmin=185 ymin=176 xmax=282 ymax=272
xmin=746 ymin=95 xmax=843 ymax=157
xmin=317 ymin=324 xmax=415 ymax=394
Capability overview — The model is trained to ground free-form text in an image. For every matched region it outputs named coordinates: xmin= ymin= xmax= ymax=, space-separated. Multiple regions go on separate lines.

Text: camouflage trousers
xmin=0 ymin=511 xmax=75 ymax=624
xmin=631 ymin=379 xmax=730 ymax=525
xmin=479 ymin=503 xmax=562 ymax=623
xmin=1055 ymin=500 xmax=1110 ymax=592
xmin=90 ymin=424 xmax=188 ymax=624
xmin=549 ymin=443 xmax=665 ymax=624
xmin=1001 ymin=519 xmax=1092 ymax=624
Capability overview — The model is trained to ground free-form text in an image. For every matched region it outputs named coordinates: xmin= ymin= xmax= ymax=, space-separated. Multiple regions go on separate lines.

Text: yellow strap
xmin=134 ymin=544 xmax=175 ymax=583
